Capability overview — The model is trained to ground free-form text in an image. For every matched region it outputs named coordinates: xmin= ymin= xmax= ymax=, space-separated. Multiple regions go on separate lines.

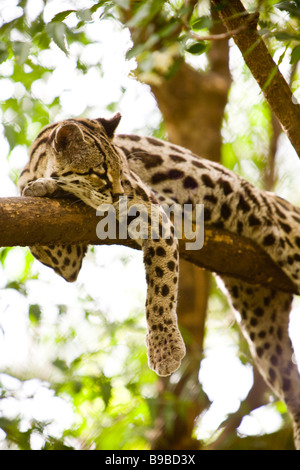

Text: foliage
xmin=0 ymin=0 xmax=300 ymax=450
xmin=0 ymin=245 xmax=157 ymax=449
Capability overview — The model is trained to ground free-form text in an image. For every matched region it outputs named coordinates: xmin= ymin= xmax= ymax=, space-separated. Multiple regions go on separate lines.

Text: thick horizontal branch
xmin=211 ymin=0 xmax=300 ymax=158
xmin=0 ymin=197 xmax=297 ymax=294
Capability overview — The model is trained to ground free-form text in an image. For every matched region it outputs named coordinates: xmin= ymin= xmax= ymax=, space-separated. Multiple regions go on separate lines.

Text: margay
xmin=18 ymin=113 xmax=300 ymax=448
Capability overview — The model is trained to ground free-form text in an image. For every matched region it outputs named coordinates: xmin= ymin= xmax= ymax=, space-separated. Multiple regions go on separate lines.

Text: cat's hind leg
xmin=223 ymin=276 xmax=300 ymax=449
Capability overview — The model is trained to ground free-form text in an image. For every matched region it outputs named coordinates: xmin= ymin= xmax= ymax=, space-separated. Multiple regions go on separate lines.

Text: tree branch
xmin=210 ymin=0 xmax=300 ymax=158
xmin=0 ymin=196 xmax=296 ymax=294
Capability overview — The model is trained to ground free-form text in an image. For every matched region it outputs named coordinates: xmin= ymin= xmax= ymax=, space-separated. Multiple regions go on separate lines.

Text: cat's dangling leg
xmin=222 ymin=276 xmax=300 ymax=449
xmin=22 ymin=178 xmax=88 ymax=282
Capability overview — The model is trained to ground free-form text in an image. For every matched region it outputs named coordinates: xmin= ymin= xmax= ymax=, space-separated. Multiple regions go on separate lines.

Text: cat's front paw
xmin=23 ymin=178 xmax=60 ymax=197
xmin=146 ymin=327 xmax=186 ymax=376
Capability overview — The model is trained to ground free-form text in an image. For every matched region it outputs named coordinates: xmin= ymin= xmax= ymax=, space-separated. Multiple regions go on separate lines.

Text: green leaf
xmin=126 ymin=43 xmax=146 ymax=60
xmin=274 ymin=1 xmax=300 ymax=17
xmin=100 ymin=378 xmax=112 ymax=408
xmin=58 ymin=304 xmax=68 ymax=316
xmin=5 ymin=280 xmax=26 ymax=295
xmin=221 ymin=142 xmax=238 ymax=170
xmin=28 ymin=13 xmax=46 ymax=37
xmin=0 ymin=16 xmax=25 ymax=40
xmin=53 ymin=358 xmax=69 ymax=372
xmin=0 ymin=41 xmax=9 ymax=63
xmin=126 ymin=0 xmax=164 ymax=28
xmin=76 ymin=58 xmax=88 ymax=73
xmin=186 ymin=42 xmax=208 ymax=55
xmin=191 ymin=16 xmax=212 ymax=31
xmin=45 ymin=22 xmax=68 ymax=54
xmin=76 ymin=9 xmax=93 ymax=23
xmin=4 ymin=122 xmax=20 ymax=149
xmin=274 ymin=31 xmax=300 ymax=41
xmin=0 ymin=247 xmax=12 ymax=265
xmin=157 ymin=19 xmax=179 ymax=39
xmin=50 ymin=10 xmax=76 ymax=22
xmin=32 ymin=31 xmax=51 ymax=50
xmin=291 ymin=44 xmax=300 ymax=63
xmin=12 ymin=41 xmax=31 ymax=65
xmin=89 ymin=1 xmax=109 ymax=14
xmin=29 ymin=304 xmax=42 ymax=324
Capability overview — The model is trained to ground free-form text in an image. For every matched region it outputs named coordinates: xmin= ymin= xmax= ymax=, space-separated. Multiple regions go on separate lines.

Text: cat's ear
xmin=51 ymin=123 xmax=85 ymax=153
xmin=96 ymin=112 xmax=121 ymax=138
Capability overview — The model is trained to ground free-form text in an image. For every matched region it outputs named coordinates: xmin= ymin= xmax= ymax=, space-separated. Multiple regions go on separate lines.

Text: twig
xmin=187 ymin=13 xmax=258 ymax=42
xmin=210 ymin=0 xmax=300 ymax=159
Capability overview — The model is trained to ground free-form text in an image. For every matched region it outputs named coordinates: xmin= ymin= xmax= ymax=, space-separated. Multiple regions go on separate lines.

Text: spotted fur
xmin=18 ymin=113 xmax=300 ymax=448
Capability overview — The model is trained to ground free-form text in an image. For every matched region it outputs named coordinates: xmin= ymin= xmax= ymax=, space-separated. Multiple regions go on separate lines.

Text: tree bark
xmin=150 ymin=61 xmax=230 ymax=162
xmin=0 ymin=196 xmax=296 ymax=295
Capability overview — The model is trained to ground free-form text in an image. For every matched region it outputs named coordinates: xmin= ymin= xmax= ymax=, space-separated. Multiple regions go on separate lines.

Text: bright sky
xmin=1 ymin=0 xmax=300 ymax=449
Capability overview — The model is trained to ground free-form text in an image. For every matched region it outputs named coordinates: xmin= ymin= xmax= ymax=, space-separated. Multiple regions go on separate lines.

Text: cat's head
xmin=46 ymin=113 xmax=125 ymax=207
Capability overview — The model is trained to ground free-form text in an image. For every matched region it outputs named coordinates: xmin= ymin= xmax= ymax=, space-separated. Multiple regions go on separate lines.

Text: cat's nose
xmin=112 ymin=179 xmax=124 ymax=196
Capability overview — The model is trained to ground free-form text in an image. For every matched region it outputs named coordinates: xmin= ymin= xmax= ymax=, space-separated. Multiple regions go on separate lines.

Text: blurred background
xmin=0 ymin=0 xmax=300 ymax=450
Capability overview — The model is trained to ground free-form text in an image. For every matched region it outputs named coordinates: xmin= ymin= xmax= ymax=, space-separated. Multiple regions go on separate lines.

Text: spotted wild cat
xmin=18 ymin=113 xmax=300 ymax=448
